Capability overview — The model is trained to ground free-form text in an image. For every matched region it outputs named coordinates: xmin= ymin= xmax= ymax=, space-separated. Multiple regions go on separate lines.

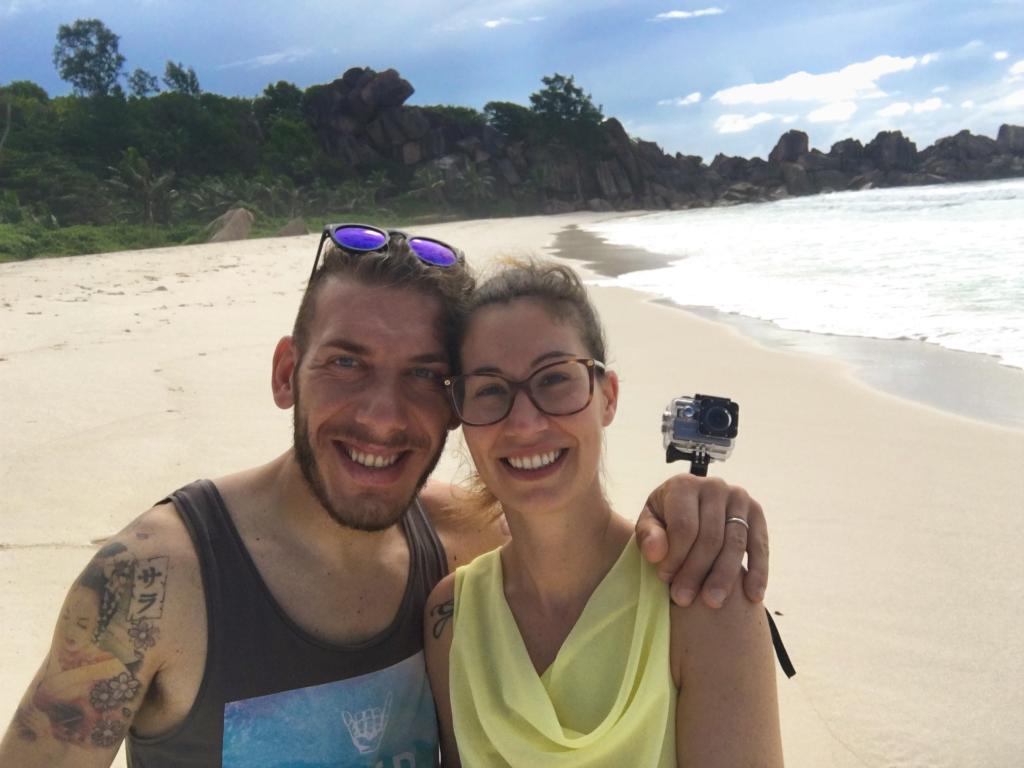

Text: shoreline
xmin=553 ymin=224 xmax=1024 ymax=431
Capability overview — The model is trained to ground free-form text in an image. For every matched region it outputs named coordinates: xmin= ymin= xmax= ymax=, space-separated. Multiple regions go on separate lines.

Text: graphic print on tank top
xmin=222 ymin=651 xmax=436 ymax=768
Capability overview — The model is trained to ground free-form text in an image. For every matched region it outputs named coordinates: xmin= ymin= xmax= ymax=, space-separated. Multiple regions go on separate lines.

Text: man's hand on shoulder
xmin=635 ymin=474 xmax=768 ymax=609
xmin=419 ymin=482 xmax=508 ymax=572
xmin=0 ymin=503 xmax=199 ymax=767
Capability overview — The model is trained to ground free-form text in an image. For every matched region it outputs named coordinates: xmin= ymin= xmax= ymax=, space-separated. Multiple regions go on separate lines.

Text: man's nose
xmin=352 ymin=374 xmax=409 ymax=435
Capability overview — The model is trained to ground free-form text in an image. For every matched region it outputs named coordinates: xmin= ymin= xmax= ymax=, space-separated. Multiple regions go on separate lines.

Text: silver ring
xmin=725 ymin=516 xmax=749 ymax=531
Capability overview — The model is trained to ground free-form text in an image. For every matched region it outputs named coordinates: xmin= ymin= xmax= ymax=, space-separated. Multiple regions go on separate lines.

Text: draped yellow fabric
xmin=449 ymin=539 xmax=676 ymax=767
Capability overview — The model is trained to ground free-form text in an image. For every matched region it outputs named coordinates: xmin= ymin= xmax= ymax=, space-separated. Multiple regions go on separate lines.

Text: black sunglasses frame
xmin=308 ymin=223 xmax=461 ymax=284
xmin=444 ymin=358 xmax=606 ymax=427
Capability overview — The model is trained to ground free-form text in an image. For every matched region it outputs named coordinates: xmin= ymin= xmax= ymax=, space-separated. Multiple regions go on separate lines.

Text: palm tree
xmin=409 ymin=166 xmax=447 ymax=208
xmin=452 ymin=165 xmax=495 ymax=211
xmin=106 ymin=148 xmax=176 ymax=225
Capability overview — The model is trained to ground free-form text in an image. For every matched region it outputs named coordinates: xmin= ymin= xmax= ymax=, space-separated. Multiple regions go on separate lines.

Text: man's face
xmin=288 ymin=278 xmax=454 ymax=531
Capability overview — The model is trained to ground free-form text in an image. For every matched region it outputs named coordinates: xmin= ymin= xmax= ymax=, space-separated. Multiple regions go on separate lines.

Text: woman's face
xmin=60 ymin=586 xmax=100 ymax=652
xmin=458 ymin=298 xmax=617 ymax=516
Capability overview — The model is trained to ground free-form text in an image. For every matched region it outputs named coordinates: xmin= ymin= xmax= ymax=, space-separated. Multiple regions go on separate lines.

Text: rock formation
xmin=303 ymin=67 xmax=1024 ymax=214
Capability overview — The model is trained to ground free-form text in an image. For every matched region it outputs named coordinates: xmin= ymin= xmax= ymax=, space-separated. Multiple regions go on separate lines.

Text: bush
xmin=0 ymin=222 xmax=196 ymax=261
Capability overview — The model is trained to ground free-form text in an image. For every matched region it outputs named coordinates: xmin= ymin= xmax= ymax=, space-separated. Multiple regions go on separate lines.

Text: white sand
xmin=1 ymin=214 xmax=1022 ymax=766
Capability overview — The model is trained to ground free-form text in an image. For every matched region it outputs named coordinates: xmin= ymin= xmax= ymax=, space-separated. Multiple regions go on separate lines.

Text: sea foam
xmin=584 ymin=178 xmax=1024 ymax=370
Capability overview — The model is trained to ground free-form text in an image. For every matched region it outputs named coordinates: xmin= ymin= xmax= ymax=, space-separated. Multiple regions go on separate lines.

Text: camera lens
xmin=703 ymin=405 xmax=733 ymax=432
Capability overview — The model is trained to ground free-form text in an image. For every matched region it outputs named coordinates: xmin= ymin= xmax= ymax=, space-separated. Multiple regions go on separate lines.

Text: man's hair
xmin=466 ymin=258 xmax=608 ymax=363
xmin=292 ymin=238 xmax=476 ymax=366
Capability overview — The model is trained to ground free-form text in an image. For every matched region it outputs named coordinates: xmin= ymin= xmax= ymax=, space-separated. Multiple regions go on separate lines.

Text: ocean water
xmin=583 ymin=179 xmax=1024 ymax=372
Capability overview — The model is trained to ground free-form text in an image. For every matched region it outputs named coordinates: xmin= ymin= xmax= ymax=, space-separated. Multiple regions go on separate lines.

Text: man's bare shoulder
xmin=419 ymin=482 xmax=508 ymax=571
xmin=114 ymin=500 xmax=199 ymax=563
xmin=89 ymin=500 xmax=204 ymax=667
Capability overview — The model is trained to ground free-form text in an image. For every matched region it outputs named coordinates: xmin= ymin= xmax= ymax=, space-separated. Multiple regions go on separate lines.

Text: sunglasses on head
xmin=309 ymin=223 xmax=461 ymax=283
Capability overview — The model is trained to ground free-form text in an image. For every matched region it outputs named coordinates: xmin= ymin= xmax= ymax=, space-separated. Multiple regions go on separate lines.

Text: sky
xmin=2 ymin=0 xmax=1024 ymax=161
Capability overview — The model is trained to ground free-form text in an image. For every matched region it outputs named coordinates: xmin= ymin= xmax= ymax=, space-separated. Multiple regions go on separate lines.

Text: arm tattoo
xmin=16 ymin=544 xmax=169 ymax=750
xmin=431 ymin=598 xmax=454 ymax=640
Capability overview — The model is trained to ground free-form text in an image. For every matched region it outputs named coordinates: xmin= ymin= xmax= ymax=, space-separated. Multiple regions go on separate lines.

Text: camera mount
xmin=666 ymin=443 xmax=712 ymax=476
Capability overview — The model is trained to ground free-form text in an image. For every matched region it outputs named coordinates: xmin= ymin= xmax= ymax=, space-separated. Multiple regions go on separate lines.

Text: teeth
xmin=507 ymin=450 xmax=563 ymax=470
xmin=347 ymin=448 xmax=399 ymax=469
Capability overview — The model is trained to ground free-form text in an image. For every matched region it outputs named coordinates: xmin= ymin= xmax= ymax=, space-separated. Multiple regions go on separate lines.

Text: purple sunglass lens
xmin=332 ymin=226 xmax=389 ymax=251
xmin=408 ymin=237 xmax=458 ymax=266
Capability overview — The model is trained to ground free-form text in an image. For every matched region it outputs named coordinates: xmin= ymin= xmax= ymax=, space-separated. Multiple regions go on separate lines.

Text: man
xmin=0 ymin=226 xmax=769 ymax=767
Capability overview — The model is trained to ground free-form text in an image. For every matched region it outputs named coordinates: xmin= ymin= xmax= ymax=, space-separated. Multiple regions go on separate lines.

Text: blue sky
xmin=3 ymin=0 xmax=1023 ymax=161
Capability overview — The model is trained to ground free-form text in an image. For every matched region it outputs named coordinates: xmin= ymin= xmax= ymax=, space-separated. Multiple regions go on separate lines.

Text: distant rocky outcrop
xmin=276 ymin=217 xmax=309 ymax=237
xmin=206 ymin=208 xmax=254 ymax=242
xmin=304 ymin=67 xmax=1024 ymax=214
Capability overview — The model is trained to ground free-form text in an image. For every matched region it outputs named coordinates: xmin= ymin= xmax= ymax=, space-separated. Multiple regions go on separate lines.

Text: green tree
xmin=422 ymin=105 xmax=486 ymax=128
xmin=261 ymin=117 xmax=317 ymax=180
xmin=127 ymin=68 xmax=160 ymax=98
xmin=484 ymin=101 xmax=537 ymax=141
xmin=106 ymin=147 xmax=176 ymax=224
xmin=163 ymin=61 xmax=201 ymax=96
xmin=529 ymin=74 xmax=603 ymax=125
xmin=52 ymin=19 xmax=126 ymax=97
xmin=254 ymin=81 xmax=304 ymax=128
xmin=409 ymin=166 xmax=447 ymax=208
xmin=449 ymin=164 xmax=495 ymax=212
xmin=0 ymin=99 xmax=10 ymax=158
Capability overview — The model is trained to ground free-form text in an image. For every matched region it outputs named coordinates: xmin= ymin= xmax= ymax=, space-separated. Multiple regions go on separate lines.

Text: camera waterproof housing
xmin=661 ymin=394 xmax=739 ymax=475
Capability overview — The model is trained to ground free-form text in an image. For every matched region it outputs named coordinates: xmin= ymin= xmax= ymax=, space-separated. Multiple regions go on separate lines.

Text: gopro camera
xmin=661 ymin=394 xmax=739 ymax=476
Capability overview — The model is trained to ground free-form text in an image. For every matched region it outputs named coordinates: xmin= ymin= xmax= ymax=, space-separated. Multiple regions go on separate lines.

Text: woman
xmin=424 ymin=260 xmax=783 ymax=766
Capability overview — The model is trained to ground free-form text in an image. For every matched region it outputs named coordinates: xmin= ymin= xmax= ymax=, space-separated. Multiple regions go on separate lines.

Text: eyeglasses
xmin=309 ymin=223 xmax=462 ymax=283
xmin=444 ymin=358 xmax=606 ymax=426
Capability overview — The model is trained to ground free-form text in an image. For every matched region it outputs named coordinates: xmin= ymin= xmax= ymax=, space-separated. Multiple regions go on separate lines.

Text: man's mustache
xmin=329 ymin=424 xmax=431 ymax=453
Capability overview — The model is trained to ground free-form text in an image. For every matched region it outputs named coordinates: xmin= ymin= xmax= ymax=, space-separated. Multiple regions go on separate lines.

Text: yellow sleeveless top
xmin=450 ymin=538 xmax=676 ymax=767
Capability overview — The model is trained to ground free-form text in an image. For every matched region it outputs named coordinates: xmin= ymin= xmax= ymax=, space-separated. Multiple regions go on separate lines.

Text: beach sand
xmin=2 ymin=214 xmax=1022 ymax=766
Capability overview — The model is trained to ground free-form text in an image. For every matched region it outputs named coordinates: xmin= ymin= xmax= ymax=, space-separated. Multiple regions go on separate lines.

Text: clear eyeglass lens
xmin=457 ymin=360 xmax=591 ymax=424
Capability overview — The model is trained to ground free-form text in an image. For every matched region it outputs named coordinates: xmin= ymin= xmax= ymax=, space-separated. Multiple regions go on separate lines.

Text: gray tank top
xmin=127 ymin=479 xmax=448 ymax=767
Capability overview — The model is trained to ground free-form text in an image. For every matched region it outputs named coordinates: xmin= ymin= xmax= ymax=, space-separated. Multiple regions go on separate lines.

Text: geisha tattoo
xmin=17 ymin=540 xmax=169 ymax=750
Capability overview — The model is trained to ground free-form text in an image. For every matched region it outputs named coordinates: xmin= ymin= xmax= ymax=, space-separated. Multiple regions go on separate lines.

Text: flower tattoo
xmin=90 ymin=671 xmax=140 ymax=712
xmin=128 ymin=619 xmax=160 ymax=652
xmin=90 ymin=680 xmax=118 ymax=712
xmin=90 ymin=718 xmax=126 ymax=747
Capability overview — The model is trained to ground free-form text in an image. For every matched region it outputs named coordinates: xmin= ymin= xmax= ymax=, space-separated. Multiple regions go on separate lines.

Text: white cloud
xmin=218 ymin=47 xmax=312 ymax=70
xmin=711 ymin=54 xmax=918 ymax=105
xmin=1010 ymin=60 xmax=1024 ymax=77
xmin=808 ymin=101 xmax=857 ymax=123
xmin=961 ymin=100 xmax=975 ymax=109
xmin=994 ymin=51 xmax=1009 ymax=61
xmin=931 ymin=85 xmax=949 ymax=94
xmin=994 ymin=89 xmax=1024 ymax=108
xmin=914 ymin=97 xmax=943 ymax=113
xmin=781 ymin=114 xmax=799 ymax=124
xmin=483 ymin=15 xmax=544 ymax=29
xmin=920 ymin=52 xmax=939 ymax=65
xmin=658 ymin=92 xmax=702 ymax=106
xmin=877 ymin=102 xmax=911 ymax=117
xmin=714 ymin=112 xmax=774 ymax=134
xmin=653 ymin=7 xmax=724 ymax=21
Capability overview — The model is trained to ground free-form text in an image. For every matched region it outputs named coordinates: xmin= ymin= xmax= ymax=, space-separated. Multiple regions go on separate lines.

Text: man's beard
xmin=292 ymin=384 xmax=446 ymax=532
